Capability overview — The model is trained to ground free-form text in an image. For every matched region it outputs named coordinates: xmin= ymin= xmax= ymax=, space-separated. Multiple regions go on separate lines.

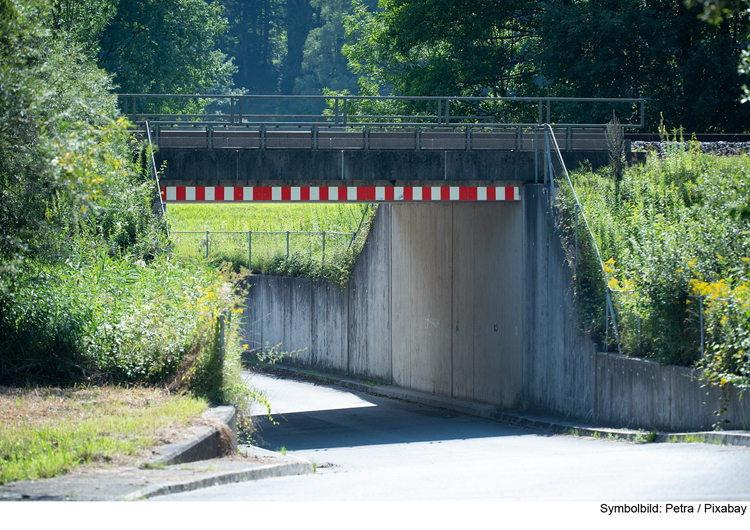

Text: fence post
xmin=322 ymin=231 xmax=326 ymax=263
xmin=220 ymin=314 xmax=225 ymax=346
xmin=699 ymin=295 xmax=705 ymax=357
xmin=605 ymin=290 xmax=609 ymax=352
xmin=286 ymin=231 xmax=290 ymax=258
xmin=575 ymin=203 xmax=578 ymax=264
xmin=205 ymin=230 xmax=209 ymax=260
xmin=248 ymin=231 xmax=252 ymax=270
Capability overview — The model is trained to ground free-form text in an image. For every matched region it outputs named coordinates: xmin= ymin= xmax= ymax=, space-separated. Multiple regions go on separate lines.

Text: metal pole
xmin=538 ymin=100 xmax=543 ymax=125
xmin=575 ymin=204 xmax=578 ymax=269
xmin=334 ymin=98 xmax=339 ymax=125
xmin=605 ymin=290 xmax=610 ymax=352
xmin=534 ymin=128 xmax=539 ymax=183
xmin=322 ymin=231 xmax=326 ymax=263
xmin=286 ymin=231 xmax=290 ymax=258
xmin=546 ymin=99 xmax=551 ymax=124
xmin=206 ymin=230 xmax=209 ymax=260
xmin=248 ymin=231 xmax=252 ymax=270
xmin=238 ymin=97 xmax=243 ymax=125
xmin=699 ymin=295 xmax=705 ymax=357
xmin=220 ymin=314 xmax=225 ymax=350
xmin=230 ymin=97 xmax=234 ymax=125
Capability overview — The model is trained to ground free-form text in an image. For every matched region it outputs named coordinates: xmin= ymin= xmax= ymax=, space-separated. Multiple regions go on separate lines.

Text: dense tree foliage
xmin=343 ymin=0 xmax=538 ymax=97
xmin=339 ymin=0 xmax=750 ymax=131
xmin=0 ymin=0 xmax=245 ymax=397
xmin=535 ymin=0 xmax=750 ymax=131
xmin=219 ymin=0 xmax=362 ymax=95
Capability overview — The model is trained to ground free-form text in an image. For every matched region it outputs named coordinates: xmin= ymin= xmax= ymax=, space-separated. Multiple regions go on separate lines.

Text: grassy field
xmin=0 ymin=386 xmax=208 ymax=484
xmin=167 ymin=203 xmax=370 ymax=232
xmin=167 ymin=203 xmax=376 ymax=283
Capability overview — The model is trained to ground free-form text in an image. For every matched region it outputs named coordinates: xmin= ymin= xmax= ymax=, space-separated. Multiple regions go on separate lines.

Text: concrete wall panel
xmin=311 ymin=282 xmax=348 ymax=374
xmin=347 ymin=205 xmax=392 ymax=381
xmin=523 ymin=186 xmax=596 ymax=421
xmin=391 ymin=204 xmax=453 ymax=396
xmin=467 ymin=204 xmax=524 ymax=407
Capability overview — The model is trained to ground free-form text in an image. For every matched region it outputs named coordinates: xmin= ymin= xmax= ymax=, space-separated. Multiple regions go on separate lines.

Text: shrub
xmin=558 ymin=140 xmax=750 ymax=389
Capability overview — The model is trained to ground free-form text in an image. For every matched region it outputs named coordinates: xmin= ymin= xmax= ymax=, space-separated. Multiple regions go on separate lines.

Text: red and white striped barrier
xmin=162 ymin=185 xmax=520 ymax=203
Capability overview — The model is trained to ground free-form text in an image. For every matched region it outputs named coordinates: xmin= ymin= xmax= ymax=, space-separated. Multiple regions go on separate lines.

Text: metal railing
xmin=118 ymin=94 xmax=646 ymax=128
xmin=543 ymin=123 xmax=623 ymax=354
xmin=144 ymin=119 xmax=168 ymax=235
xmin=171 ymin=229 xmax=356 ymax=268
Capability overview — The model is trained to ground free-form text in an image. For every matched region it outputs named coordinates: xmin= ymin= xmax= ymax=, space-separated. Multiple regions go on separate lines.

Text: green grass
xmin=0 ymin=386 xmax=208 ymax=485
xmin=167 ymin=203 xmax=377 ymax=285
xmin=167 ymin=203 xmax=370 ymax=232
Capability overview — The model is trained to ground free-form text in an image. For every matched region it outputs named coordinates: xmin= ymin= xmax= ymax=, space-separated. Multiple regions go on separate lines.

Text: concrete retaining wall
xmin=242 ymin=184 xmax=750 ymax=432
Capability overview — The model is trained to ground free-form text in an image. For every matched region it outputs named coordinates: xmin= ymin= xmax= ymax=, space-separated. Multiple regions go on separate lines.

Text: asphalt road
xmin=155 ymin=372 xmax=750 ymax=502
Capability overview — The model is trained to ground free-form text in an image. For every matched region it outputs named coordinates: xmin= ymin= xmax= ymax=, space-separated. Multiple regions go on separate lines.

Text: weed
xmin=0 ymin=386 xmax=207 ymax=484
xmin=279 ymin=446 xmax=288 ymax=456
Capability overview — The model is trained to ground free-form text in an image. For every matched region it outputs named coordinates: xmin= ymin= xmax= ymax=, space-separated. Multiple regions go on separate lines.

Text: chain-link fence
xmin=171 ymin=230 xmax=356 ymax=272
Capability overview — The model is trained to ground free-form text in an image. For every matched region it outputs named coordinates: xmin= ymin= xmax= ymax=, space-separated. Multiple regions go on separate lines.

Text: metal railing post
xmin=230 ymin=97 xmax=235 ymax=125
xmin=605 ymin=290 xmax=610 ymax=352
xmin=575 ymin=204 xmax=578 ymax=269
xmin=334 ymin=98 xmax=340 ymax=125
xmin=466 ymin=125 xmax=472 ymax=151
xmin=248 ymin=231 xmax=252 ymax=269
xmin=286 ymin=231 xmax=290 ymax=258
xmin=206 ymin=230 xmax=210 ymax=260
xmin=322 ymin=231 xmax=326 ymax=263
xmin=238 ymin=97 xmax=243 ymax=125
xmin=699 ymin=295 xmax=705 ymax=357
xmin=261 ymin=124 xmax=266 ymax=150
xmin=516 ymin=126 xmax=521 ymax=151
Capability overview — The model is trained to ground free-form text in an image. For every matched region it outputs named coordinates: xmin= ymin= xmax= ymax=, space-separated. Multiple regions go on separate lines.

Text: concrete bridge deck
xmin=124 ymin=94 xmax=645 ymax=193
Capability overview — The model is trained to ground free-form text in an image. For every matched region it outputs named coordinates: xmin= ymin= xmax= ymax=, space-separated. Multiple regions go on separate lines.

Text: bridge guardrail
xmin=132 ymin=124 xmax=621 ymax=153
xmin=118 ymin=94 xmax=645 ymax=129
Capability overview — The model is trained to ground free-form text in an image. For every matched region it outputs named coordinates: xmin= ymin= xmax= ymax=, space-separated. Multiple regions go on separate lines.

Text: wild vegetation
xmin=0 ymin=386 xmax=208 ymax=484
xmin=0 ymin=0 xmax=254 ymax=412
xmin=557 ymin=139 xmax=750 ymax=391
xmin=168 ymin=203 xmax=376 ymax=286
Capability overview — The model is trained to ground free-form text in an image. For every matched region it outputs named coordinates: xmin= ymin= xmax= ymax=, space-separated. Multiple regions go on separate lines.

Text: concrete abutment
xmin=242 ymin=184 xmax=750 ymax=431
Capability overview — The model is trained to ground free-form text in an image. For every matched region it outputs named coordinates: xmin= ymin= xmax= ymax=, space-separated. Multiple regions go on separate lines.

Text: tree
xmin=98 ymin=0 xmax=235 ymax=96
xmin=534 ymin=0 xmax=750 ymax=131
xmin=342 ymin=0 xmax=538 ymax=98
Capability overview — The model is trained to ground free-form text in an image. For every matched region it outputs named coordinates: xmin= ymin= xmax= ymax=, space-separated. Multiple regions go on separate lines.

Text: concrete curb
xmin=261 ymin=365 xmax=750 ymax=448
xmin=151 ymin=406 xmax=238 ymax=465
xmin=0 ymin=405 xmax=314 ymax=502
xmin=124 ymin=447 xmax=313 ymax=501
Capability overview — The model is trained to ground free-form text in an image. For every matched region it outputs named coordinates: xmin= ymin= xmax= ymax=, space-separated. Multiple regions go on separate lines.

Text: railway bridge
xmin=126 ymin=94 xmax=650 ymax=418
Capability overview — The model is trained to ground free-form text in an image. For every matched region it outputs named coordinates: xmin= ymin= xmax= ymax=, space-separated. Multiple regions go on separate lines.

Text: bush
xmin=558 ymin=140 xmax=750 ymax=389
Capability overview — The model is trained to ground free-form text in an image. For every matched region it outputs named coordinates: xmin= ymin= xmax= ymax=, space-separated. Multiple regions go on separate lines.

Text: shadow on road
xmin=244 ymin=391 xmax=541 ymax=451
